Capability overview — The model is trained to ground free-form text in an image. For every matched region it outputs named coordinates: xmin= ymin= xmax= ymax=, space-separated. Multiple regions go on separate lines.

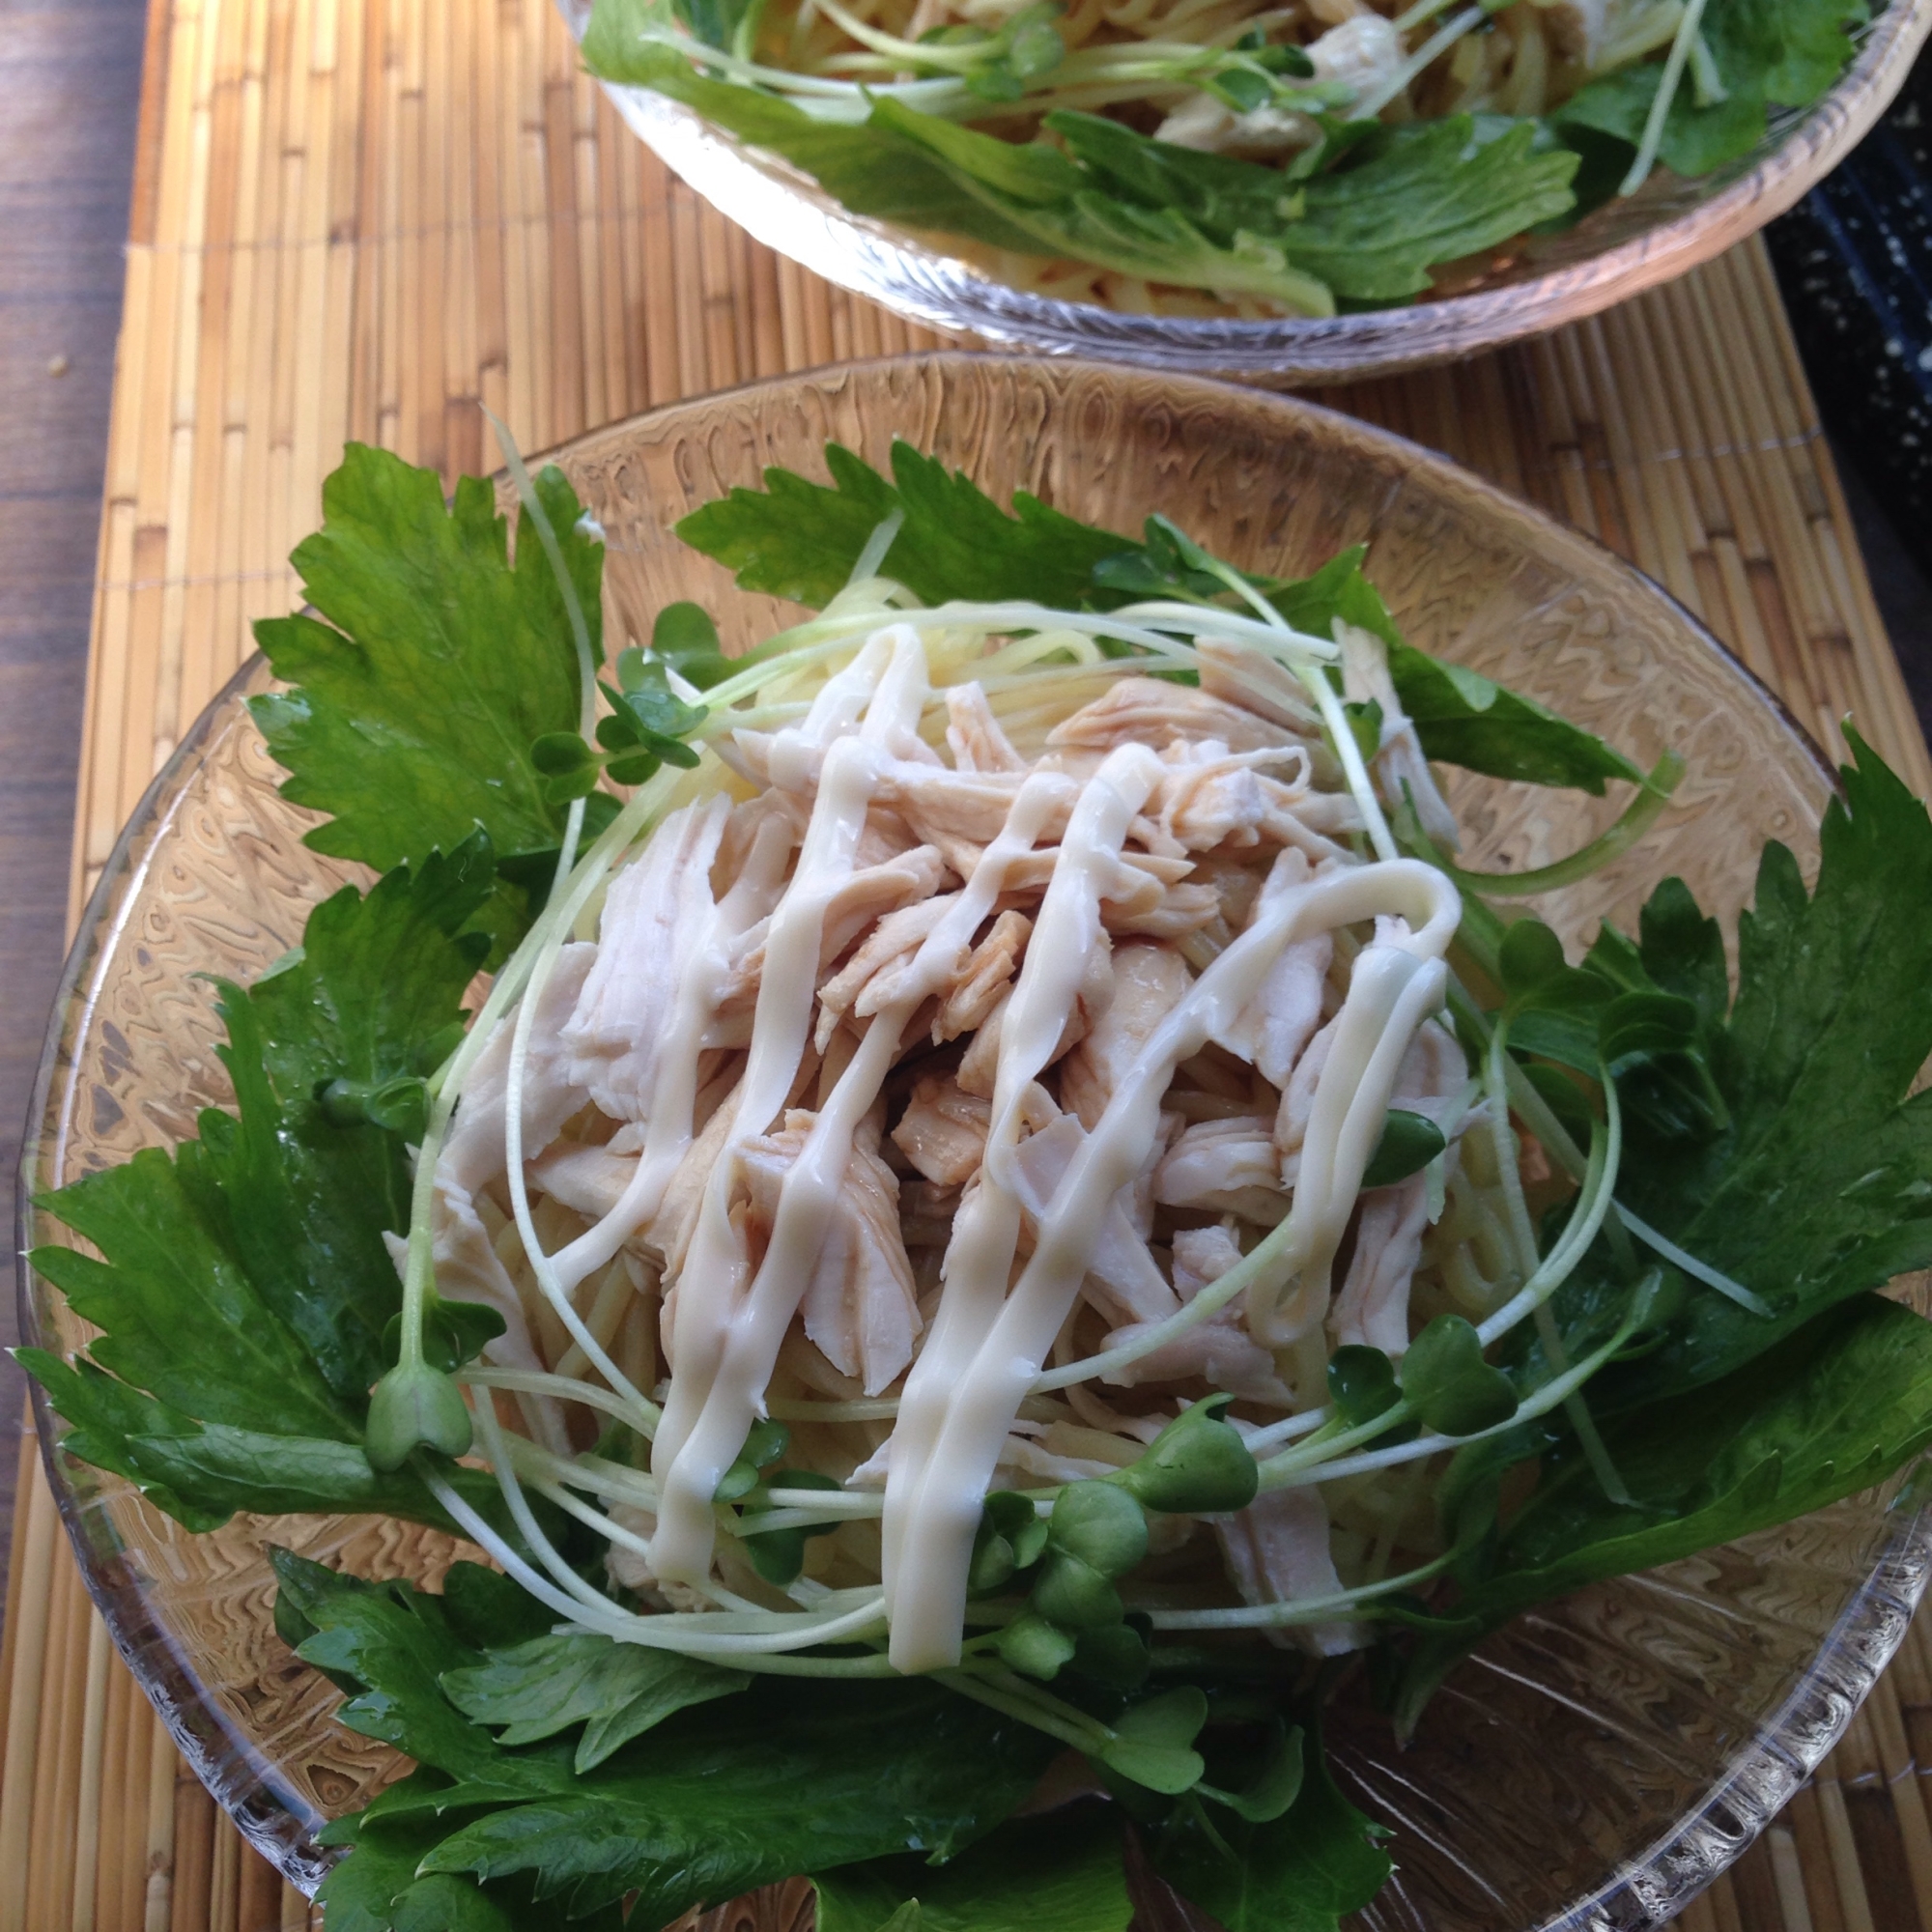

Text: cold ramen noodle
xmin=29 ymin=440 xmax=1932 ymax=1930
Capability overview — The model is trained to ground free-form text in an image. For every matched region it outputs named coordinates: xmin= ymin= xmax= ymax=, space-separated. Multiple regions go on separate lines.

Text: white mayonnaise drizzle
xmin=884 ymin=852 xmax=1459 ymax=1671
xmin=543 ymin=795 xmax=793 ymax=1302
xmin=648 ymin=629 xmax=921 ymax=1581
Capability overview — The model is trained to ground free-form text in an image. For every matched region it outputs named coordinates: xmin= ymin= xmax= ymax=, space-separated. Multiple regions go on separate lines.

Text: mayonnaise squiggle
xmin=438 ymin=603 xmax=1552 ymax=1678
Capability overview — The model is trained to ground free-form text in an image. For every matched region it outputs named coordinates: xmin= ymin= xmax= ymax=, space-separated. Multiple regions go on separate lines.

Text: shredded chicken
xmin=934 ymin=909 xmax=1030 ymax=1043
xmin=1155 ymin=1115 xmax=1289 ymax=1224
xmin=563 ymin=800 xmax=729 ymax=1122
xmin=1215 ymin=1487 xmax=1366 ymax=1656
xmin=735 ymin=1111 xmax=923 ymax=1396
xmin=891 ymin=1074 xmax=992 ymax=1186
xmin=433 ymin=616 xmax=1478 ymax=1678
xmin=1061 ymin=942 xmax=1193 ymax=1129
xmin=1338 ymin=622 xmax=1460 ymax=850
xmin=1104 ymin=1223 xmax=1293 ymax=1404
xmin=1329 ymin=1016 xmax=1470 ymax=1354
xmin=1046 ymin=677 xmax=1307 ymax=758
xmin=1155 ymin=14 xmax=1405 ymax=156
xmin=946 ymin=682 xmax=1027 ymax=772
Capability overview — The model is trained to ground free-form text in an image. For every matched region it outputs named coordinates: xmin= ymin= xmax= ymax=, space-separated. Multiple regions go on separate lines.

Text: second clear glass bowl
xmin=573 ymin=0 xmax=1932 ymax=384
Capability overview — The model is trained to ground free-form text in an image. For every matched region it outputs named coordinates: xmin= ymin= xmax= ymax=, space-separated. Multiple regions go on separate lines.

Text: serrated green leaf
xmin=812 ymin=1804 xmax=1131 ymax=1932
xmin=442 ymin=1633 xmax=749 ymax=1771
xmin=249 ymin=445 xmax=603 ymax=953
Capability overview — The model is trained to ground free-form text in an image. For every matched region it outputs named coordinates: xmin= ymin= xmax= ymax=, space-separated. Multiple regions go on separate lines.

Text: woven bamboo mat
xmin=6 ymin=0 xmax=1932 ymax=1925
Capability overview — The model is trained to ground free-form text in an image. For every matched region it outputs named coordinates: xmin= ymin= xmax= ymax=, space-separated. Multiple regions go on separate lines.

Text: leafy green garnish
xmin=441 ymin=1634 xmax=751 ymax=1772
xmin=583 ymin=11 xmax=1576 ymax=311
xmin=1554 ymin=0 xmax=1864 ymax=189
xmin=1402 ymin=1314 xmax=1520 ymax=1436
xmin=677 ymin=441 xmax=1129 ymax=611
xmin=249 ymin=444 xmax=605 ymax=955
xmin=1048 ymin=111 xmax=1578 ymax=302
xmin=676 ymin=442 xmax=1641 ymax=791
xmin=1539 ymin=735 xmax=1932 ymax=1403
xmin=20 ymin=844 xmax=512 ymax=1540
xmin=1153 ymin=1718 xmax=1391 ymax=1932
xmin=273 ymin=1553 xmax=1059 ymax=1928
xmin=1395 ymin=1294 xmax=1932 ymax=1728
xmin=812 ymin=1806 xmax=1132 ymax=1932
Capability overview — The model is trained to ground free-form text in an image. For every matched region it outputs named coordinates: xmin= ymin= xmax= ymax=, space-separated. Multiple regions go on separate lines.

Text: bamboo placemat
xmin=7 ymin=0 xmax=1932 ymax=1925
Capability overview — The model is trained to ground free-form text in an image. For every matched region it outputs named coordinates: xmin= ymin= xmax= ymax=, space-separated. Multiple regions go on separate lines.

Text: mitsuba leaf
xmin=1554 ymin=0 xmax=1863 ymax=184
xmin=1048 ymin=111 xmax=1577 ymax=301
xmin=1552 ymin=735 xmax=1932 ymax=1402
xmin=678 ymin=446 xmax=1638 ymax=789
xmin=1378 ymin=633 xmax=1644 ymax=793
xmin=442 ymin=1633 xmax=750 ymax=1771
xmin=677 ymin=440 xmax=1128 ymax=611
xmin=588 ymin=0 xmax=1575 ymax=309
xmin=317 ymin=1809 xmax=625 ymax=1932
xmin=272 ymin=1548 xmax=526 ymax=1781
xmin=1395 ymin=1295 xmax=1932 ymax=1730
xmin=249 ymin=443 xmax=605 ymax=956
xmin=22 ymin=848 xmax=502 ymax=1536
xmin=413 ymin=1678 xmax=1056 ymax=1921
xmin=581 ymin=25 xmax=1056 ymax=251
xmin=812 ymin=1804 xmax=1132 ymax=1932
xmin=1156 ymin=1717 xmax=1390 ymax=1932
xmin=285 ymin=1556 xmax=1058 ymax=1927
xmin=585 ymin=24 xmax=1345 ymax=310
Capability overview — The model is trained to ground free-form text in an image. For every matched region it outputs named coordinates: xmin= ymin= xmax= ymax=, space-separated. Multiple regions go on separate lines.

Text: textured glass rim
xmin=13 ymin=651 xmax=344 ymax=1887
xmin=15 ymin=360 xmax=1930 ymax=1918
xmin=578 ymin=0 xmax=1932 ymax=384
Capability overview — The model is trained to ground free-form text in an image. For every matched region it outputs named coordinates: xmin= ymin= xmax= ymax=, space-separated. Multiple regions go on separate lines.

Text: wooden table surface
xmin=0 ymin=0 xmax=148 ymax=1614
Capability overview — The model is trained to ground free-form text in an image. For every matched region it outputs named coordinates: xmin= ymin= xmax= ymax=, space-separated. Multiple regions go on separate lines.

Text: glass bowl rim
xmin=16 ymin=353 xmax=1928 ymax=1921
xmin=582 ymin=0 xmax=1932 ymax=383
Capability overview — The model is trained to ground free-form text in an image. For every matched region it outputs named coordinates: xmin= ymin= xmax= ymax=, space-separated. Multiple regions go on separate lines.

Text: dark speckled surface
xmin=1771 ymin=45 xmax=1932 ymax=741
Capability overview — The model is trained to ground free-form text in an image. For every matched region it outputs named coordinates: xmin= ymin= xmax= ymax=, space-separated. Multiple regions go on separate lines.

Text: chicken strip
xmin=736 ymin=1111 xmax=923 ymax=1395
xmin=1103 ymin=1222 xmax=1293 ymax=1405
xmin=946 ymin=682 xmax=1027 ymax=772
xmin=1154 ymin=1115 xmax=1288 ymax=1224
xmin=1216 ymin=1486 xmax=1365 ymax=1656
xmin=891 ymin=1073 xmax=993 ymax=1187
xmin=1046 ymin=677 xmax=1306 ymax=758
xmin=1061 ymin=942 xmax=1192 ymax=1130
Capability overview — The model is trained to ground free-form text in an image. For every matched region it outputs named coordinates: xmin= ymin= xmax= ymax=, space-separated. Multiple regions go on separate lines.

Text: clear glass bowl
xmin=571 ymin=0 xmax=1932 ymax=384
xmin=19 ymin=355 xmax=1930 ymax=1922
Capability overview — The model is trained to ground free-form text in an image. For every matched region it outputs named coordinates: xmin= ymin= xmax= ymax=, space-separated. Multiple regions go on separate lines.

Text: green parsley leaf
xmin=313 ymin=1809 xmax=610 ymax=1932
xmin=678 ymin=446 xmax=1640 ymax=791
xmin=1555 ymin=734 xmax=1932 ymax=1403
xmin=249 ymin=444 xmax=604 ymax=956
xmin=677 ymin=441 xmax=1128 ymax=611
xmin=22 ymin=847 xmax=514 ymax=1539
xmin=1155 ymin=1716 xmax=1391 ymax=1932
xmin=1048 ymin=112 xmax=1577 ymax=301
xmin=812 ymin=1804 xmax=1131 ymax=1932
xmin=1394 ymin=1294 xmax=1932 ymax=1729
xmin=442 ymin=1633 xmax=749 ymax=1772
xmin=1553 ymin=0 xmax=1863 ymax=185
xmin=282 ymin=1553 xmax=1059 ymax=1927
xmin=411 ymin=1679 xmax=1055 ymax=1920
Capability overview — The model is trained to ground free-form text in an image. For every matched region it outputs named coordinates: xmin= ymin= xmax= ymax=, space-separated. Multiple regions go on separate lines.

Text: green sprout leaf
xmin=1362 ymin=1109 xmax=1446 ymax=1188
xmin=1096 ymin=1687 xmax=1208 ymax=1795
xmin=1401 ymin=1315 xmax=1519 ymax=1437
xmin=1119 ymin=1396 xmax=1260 ymax=1514
xmin=1326 ymin=1346 xmax=1400 ymax=1429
